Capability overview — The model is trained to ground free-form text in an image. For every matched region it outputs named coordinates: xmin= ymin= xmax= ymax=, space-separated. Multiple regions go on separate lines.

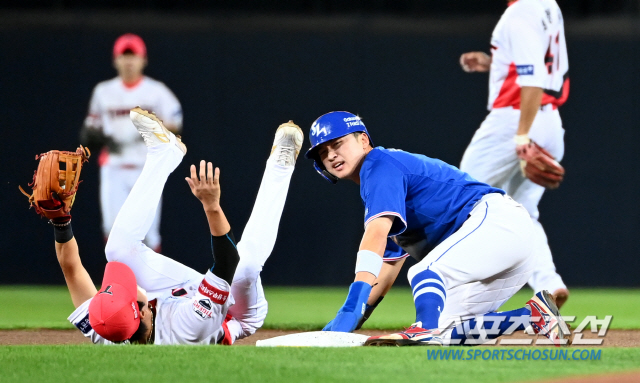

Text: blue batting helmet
xmin=304 ymin=111 xmax=373 ymax=184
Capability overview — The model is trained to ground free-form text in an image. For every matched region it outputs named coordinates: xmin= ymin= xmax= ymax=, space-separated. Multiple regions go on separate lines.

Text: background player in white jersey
xmin=459 ymin=0 xmax=570 ymax=308
xmin=53 ymin=108 xmax=303 ymax=344
xmin=80 ymin=33 xmax=183 ymax=252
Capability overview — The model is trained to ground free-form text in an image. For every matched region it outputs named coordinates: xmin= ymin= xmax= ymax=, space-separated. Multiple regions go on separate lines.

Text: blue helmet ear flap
xmin=314 ymin=161 xmax=338 ymax=184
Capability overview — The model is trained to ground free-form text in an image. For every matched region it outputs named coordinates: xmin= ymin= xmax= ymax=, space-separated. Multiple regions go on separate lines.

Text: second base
xmin=255 ymin=331 xmax=369 ymax=347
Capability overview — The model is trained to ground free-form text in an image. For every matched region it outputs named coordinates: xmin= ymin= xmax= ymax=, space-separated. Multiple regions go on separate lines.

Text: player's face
xmin=318 ymin=133 xmax=371 ymax=183
xmin=114 ymin=53 xmax=147 ymax=80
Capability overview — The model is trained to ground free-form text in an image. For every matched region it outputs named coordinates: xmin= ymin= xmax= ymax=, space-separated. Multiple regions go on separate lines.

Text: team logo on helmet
xmin=310 ymin=121 xmax=327 ymax=137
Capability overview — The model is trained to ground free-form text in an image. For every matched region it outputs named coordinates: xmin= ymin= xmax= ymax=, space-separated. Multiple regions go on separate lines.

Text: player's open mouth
xmin=333 ymin=162 xmax=344 ymax=171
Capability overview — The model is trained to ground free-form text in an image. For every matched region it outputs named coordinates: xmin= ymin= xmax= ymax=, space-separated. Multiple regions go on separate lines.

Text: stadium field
xmin=0 ymin=286 xmax=639 ymax=383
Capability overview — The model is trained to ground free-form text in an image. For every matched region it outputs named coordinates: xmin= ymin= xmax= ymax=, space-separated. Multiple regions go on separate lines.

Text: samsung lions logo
xmin=311 ymin=121 xmax=327 ymax=137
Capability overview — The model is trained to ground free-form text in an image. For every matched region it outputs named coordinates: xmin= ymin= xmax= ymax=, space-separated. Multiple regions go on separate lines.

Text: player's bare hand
xmin=460 ymin=52 xmax=491 ymax=73
xmin=185 ymin=160 xmax=222 ymax=209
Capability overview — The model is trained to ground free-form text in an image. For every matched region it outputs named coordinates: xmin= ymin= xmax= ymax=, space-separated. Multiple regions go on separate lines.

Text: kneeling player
xmin=305 ymin=111 xmax=568 ymax=346
xmin=47 ymin=108 xmax=302 ymax=344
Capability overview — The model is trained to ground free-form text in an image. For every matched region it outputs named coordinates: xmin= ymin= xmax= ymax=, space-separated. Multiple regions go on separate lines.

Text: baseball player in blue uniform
xmin=305 ymin=111 xmax=568 ymax=346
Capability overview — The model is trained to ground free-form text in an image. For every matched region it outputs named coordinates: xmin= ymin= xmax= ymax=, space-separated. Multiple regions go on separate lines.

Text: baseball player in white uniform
xmin=459 ymin=0 xmax=570 ymax=308
xmin=55 ymin=108 xmax=303 ymax=344
xmin=80 ymin=33 xmax=183 ymax=252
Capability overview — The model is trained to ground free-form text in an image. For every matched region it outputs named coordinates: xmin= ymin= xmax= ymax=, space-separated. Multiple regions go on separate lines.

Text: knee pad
xmin=104 ymin=234 xmax=138 ymax=262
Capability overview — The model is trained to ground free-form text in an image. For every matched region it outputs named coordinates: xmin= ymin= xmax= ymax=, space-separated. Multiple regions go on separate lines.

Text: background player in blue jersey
xmin=305 ymin=111 xmax=568 ymax=346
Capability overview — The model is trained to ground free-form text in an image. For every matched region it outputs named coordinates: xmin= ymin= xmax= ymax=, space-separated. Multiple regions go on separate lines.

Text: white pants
xmin=407 ymin=194 xmax=535 ymax=329
xmin=104 ymin=142 xmax=294 ymax=343
xmin=100 ymin=164 xmax=162 ymax=250
xmin=460 ymin=107 xmax=567 ymax=292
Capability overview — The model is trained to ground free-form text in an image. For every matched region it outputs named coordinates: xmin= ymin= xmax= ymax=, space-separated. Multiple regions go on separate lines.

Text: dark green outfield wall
xmin=1 ymin=13 xmax=638 ymax=286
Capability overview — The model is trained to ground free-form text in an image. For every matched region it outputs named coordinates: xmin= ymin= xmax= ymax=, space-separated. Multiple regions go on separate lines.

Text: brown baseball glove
xmin=19 ymin=146 xmax=91 ymax=220
xmin=516 ymin=141 xmax=564 ymax=189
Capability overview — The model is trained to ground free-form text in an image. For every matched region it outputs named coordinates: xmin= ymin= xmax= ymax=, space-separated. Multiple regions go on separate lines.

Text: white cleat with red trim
xmin=365 ymin=322 xmax=443 ymax=346
xmin=527 ymin=290 xmax=568 ymax=347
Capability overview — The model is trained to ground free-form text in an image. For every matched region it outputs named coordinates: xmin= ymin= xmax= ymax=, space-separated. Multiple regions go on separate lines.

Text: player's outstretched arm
xmin=185 ymin=160 xmax=239 ymax=284
xmin=355 ymin=257 xmax=406 ymax=330
xmin=55 ymin=235 xmax=98 ymax=308
xmin=186 ymin=160 xmax=230 ymax=236
xmin=323 ymin=217 xmax=393 ymax=333
xmin=460 ymin=51 xmax=491 ymax=73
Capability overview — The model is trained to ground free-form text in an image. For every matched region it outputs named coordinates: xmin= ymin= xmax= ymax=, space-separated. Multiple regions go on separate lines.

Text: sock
xmin=450 ymin=306 xmax=532 ymax=344
xmin=411 ymin=269 xmax=446 ymax=329
xmin=210 ymin=230 xmax=240 ymax=285
xmin=51 ymin=217 xmax=73 ymax=243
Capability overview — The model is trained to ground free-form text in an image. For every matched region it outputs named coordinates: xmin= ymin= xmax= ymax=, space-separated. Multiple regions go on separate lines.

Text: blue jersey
xmin=360 ymin=147 xmax=504 ymax=261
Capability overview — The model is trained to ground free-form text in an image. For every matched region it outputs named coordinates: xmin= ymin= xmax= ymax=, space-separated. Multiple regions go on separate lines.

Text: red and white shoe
xmin=365 ymin=322 xmax=443 ymax=346
xmin=527 ymin=290 xmax=568 ymax=347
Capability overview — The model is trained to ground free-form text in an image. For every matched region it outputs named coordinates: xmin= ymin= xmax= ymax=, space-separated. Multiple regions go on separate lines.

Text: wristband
xmin=51 ymin=218 xmax=73 ymax=243
xmin=514 ymin=134 xmax=531 ymax=146
xmin=355 ymin=250 xmax=383 ymax=278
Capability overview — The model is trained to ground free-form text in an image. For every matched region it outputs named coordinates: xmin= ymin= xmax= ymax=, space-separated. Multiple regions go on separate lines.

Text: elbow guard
xmin=210 ymin=231 xmax=240 ymax=285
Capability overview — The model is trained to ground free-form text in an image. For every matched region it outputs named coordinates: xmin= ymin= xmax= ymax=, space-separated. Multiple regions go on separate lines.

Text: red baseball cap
xmin=113 ymin=33 xmax=147 ymax=58
xmin=89 ymin=262 xmax=140 ymax=342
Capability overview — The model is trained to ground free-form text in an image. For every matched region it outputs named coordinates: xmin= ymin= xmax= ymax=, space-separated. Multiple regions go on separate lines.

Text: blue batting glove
xmin=322 ymin=281 xmax=372 ymax=333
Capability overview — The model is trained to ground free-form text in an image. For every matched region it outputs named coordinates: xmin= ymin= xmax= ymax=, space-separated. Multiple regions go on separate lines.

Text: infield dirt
xmin=1 ymin=328 xmax=639 ymax=347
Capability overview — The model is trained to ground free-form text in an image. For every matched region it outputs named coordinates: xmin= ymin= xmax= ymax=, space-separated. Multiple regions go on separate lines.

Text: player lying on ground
xmin=305 ymin=111 xmax=568 ymax=346
xmin=48 ymin=108 xmax=303 ymax=344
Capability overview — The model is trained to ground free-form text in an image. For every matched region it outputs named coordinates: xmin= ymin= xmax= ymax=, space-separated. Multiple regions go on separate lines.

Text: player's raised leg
xmin=105 ymin=108 xmax=201 ymax=297
xmin=225 ymin=121 xmax=303 ymax=341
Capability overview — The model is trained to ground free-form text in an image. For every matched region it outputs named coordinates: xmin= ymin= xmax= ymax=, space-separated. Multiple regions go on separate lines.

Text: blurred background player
xmin=80 ymin=33 xmax=183 ymax=252
xmin=459 ymin=0 xmax=570 ymax=308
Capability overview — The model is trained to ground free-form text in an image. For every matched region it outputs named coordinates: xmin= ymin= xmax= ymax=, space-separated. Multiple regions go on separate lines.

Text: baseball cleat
xmin=270 ymin=120 xmax=303 ymax=167
xmin=552 ymin=288 xmax=569 ymax=310
xmin=527 ymin=290 xmax=567 ymax=347
xmin=364 ymin=322 xmax=443 ymax=346
xmin=130 ymin=106 xmax=186 ymax=155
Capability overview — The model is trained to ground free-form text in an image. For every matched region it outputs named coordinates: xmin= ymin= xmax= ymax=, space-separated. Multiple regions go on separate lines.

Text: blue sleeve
xmin=361 ymin=159 xmax=408 ymax=236
xmin=383 ymin=238 xmax=409 ymax=262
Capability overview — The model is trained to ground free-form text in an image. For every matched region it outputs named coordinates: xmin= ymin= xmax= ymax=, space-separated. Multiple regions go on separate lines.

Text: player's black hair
xmin=127 ymin=301 xmax=152 ymax=345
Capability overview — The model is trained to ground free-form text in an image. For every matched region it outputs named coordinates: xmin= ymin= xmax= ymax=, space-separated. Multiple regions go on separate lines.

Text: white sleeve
xmin=84 ymin=85 xmax=104 ymax=130
xmin=67 ymin=299 xmax=113 ymax=345
xmin=156 ymin=83 xmax=183 ymax=131
xmin=506 ymin=11 xmax=547 ymax=88
xmin=169 ymin=271 xmax=234 ymax=342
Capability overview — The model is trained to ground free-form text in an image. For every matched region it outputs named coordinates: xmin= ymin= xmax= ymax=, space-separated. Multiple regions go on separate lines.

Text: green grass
xmin=0 ymin=346 xmax=638 ymax=383
xmin=265 ymin=287 xmax=640 ymax=330
xmin=0 ymin=286 xmax=77 ymax=329
xmin=1 ymin=286 xmax=639 ymax=383
xmin=1 ymin=286 xmax=640 ymax=330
